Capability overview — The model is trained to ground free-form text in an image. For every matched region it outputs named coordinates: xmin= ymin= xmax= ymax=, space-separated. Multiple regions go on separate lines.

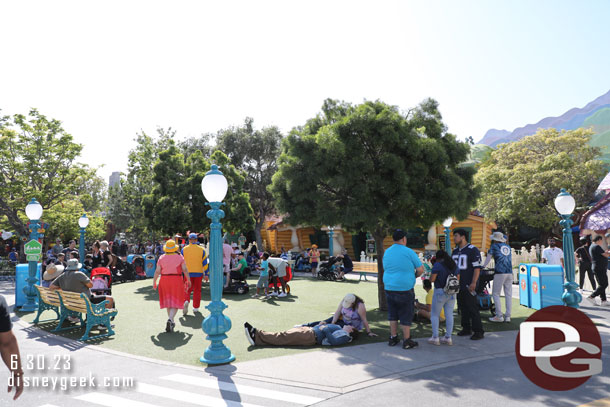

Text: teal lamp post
xmin=22 ymin=198 xmax=43 ymax=312
xmin=554 ymin=189 xmax=581 ymax=308
xmin=200 ymin=165 xmax=235 ymax=365
xmin=78 ymin=214 xmax=89 ymax=269
xmin=442 ymin=217 xmax=453 ymax=255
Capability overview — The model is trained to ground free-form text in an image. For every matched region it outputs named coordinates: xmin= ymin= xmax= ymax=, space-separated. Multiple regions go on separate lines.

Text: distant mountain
xmin=479 ymin=89 xmax=610 ymax=160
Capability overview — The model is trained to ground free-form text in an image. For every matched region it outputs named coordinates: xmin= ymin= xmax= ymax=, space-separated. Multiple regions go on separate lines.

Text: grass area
xmin=17 ymin=277 xmax=535 ymax=366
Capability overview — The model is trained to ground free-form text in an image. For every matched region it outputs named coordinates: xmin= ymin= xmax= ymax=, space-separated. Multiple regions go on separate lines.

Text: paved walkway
xmin=2 ymin=280 xmax=610 ymax=406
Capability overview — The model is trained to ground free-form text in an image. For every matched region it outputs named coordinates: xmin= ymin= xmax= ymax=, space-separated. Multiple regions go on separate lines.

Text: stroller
xmin=317 ymin=256 xmax=343 ymax=281
xmin=91 ymin=267 xmax=112 ymax=296
xmin=476 ymin=268 xmax=496 ymax=316
xmin=269 ymin=263 xmax=293 ymax=294
xmin=127 ymin=255 xmax=147 ymax=280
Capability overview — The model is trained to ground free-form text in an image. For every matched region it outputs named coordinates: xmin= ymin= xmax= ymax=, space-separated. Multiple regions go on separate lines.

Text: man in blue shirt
xmin=383 ymin=230 xmax=424 ymax=349
xmin=483 ymin=232 xmax=513 ymax=323
xmin=452 ymin=229 xmax=484 ymax=340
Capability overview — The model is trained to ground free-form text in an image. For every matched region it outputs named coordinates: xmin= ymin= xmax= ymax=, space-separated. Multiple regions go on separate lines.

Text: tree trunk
xmin=373 ymin=230 xmax=387 ymax=311
xmin=254 ymin=220 xmax=264 ymax=251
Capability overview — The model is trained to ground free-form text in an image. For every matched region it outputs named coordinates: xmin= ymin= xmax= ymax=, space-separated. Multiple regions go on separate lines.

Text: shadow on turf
xmin=151 ymin=331 xmax=193 ymax=350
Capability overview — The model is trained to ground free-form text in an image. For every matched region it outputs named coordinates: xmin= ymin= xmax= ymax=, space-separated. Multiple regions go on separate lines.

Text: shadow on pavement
xmin=150 ymin=331 xmax=193 ymax=350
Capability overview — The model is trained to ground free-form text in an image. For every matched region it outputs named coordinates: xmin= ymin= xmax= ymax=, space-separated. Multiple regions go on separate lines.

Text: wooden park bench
xmin=353 ymin=262 xmax=378 ymax=281
xmin=55 ymin=290 xmax=117 ymax=341
xmin=33 ymin=285 xmax=61 ymax=324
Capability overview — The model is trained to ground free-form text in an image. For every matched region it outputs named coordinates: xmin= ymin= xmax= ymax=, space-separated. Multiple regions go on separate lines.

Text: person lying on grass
xmin=244 ymin=322 xmax=358 ymax=347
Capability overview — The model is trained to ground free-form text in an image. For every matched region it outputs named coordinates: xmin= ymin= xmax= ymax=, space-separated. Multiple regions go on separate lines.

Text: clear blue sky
xmin=1 ymin=0 xmax=609 ymax=181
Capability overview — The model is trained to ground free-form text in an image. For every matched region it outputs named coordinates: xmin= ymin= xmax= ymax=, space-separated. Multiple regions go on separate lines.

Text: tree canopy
xmin=216 ymin=117 xmax=283 ymax=248
xmin=0 ymin=109 xmax=103 ymax=238
xmin=475 ymin=128 xmax=606 ymax=234
xmin=270 ymin=98 xmax=478 ymax=308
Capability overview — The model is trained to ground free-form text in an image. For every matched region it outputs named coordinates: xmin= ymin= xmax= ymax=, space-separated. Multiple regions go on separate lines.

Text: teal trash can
xmin=529 ymin=264 xmax=564 ymax=310
xmin=519 ymin=263 xmax=532 ymax=308
xmin=145 ymin=255 xmax=156 ymax=278
xmin=16 ymin=263 xmax=41 ymax=308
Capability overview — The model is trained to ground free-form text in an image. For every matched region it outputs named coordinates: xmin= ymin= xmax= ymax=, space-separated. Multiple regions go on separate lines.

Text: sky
xmin=2 ymin=0 xmax=610 ymax=183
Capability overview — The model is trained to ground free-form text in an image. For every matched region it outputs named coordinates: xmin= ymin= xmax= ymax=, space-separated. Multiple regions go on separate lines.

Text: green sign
xmin=26 ymin=254 xmax=40 ymax=262
xmin=24 ymin=240 xmax=42 ymax=255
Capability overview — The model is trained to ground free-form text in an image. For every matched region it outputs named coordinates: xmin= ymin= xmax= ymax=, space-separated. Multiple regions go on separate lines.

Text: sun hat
xmin=342 ymin=293 xmax=356 ymax=309
xmin=65 ymin=258 xmax=82 ymax=271
xmin=490 ymin=232 xmax=506 ymax=243
xmin=43 ymin=264 xmax=64 ymax=281
xmin=163 ymin=239 xmax=179 ymax=253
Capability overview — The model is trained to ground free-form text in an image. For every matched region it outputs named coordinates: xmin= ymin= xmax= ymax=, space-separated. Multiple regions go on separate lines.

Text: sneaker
xmin=601 ymin=301 xmax=610 ymax=307
xmin=193 ymin=308 xmax=200 ymax=313
xmin=183 ymin=301 xmax=189 ymax=316
xmin=170 ymin=320 xmax=175 ymax=332
xmin=504 ymin=317 xmax=511 ymax=323
xmin=489 ymin=315 xmax=504 ymax=323
xmin=440 ymin=337 xmax=453 ymax=346
xmin=269 ymin=292 xmax=279 ymax=297
xmin=457 ymin=330 xmax=472 ymax=337
xmin=251 ymin=294 xmax=259 ymax=298
xmin=470 ymin=332 xmax=484 ymax=340
xmin=427 ymin=337 xmax=440 ymax=346
xmin=403 ymin=338 xmax=419 ymax=349
xmin=244 ymin=322 xmax=256 ymax=346
xmin=278 ymin=292 xmax=287 ymax=298
xmin=165 ymin=319 xmax=172 ymax=333
xmin=388 ymin=335 xmax=400 ymax=346
xmin=68 ymin=316 xmax=80 ymax=323
xmin=586 ymin=296 xmax=597 ymax=305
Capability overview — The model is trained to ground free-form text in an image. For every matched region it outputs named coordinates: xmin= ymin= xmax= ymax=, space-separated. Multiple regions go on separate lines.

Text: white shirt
xmin=542 ymin=247 xmax=564 ymax=266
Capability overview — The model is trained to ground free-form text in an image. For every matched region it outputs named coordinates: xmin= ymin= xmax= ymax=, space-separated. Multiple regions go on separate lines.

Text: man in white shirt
xmin=542 ymin=238 xmax=564 ymax=267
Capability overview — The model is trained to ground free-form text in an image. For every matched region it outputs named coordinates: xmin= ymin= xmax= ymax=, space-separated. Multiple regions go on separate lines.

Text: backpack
xmin=443 ymin=267 xmax=460 ymax=295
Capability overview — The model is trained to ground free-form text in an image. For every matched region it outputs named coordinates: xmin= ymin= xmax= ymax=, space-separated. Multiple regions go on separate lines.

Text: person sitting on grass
xmin=253 ymin=252 xmax=271 ymax=298
xmin=300 ymin=294 xmax=378 ymax=337
xmin=244 ymin=321 xmax=358 ymax=347
xmin=415 ymin=279 xmax=445 ymax=323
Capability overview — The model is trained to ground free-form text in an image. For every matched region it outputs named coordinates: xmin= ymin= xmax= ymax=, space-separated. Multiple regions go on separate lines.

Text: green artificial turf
xmin=17 ymin=278 xmax=534 ymax=366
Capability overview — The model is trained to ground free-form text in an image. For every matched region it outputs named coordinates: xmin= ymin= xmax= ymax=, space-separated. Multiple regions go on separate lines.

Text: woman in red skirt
xmin=153 ymin=239 xmax=191 ymax=332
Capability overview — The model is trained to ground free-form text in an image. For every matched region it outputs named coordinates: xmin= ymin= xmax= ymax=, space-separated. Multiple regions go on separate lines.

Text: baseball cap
xmin=342 ymin=293 xmax=356 ymax=309
xmin=189 ymin=233 xmax=198 ymax=239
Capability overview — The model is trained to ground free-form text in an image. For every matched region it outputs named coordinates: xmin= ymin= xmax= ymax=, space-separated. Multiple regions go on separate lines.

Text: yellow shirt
xmin=425 ymin=289 xmax=445 ymax=320
xmin=182 ymin=244 xmax=208 ymax=276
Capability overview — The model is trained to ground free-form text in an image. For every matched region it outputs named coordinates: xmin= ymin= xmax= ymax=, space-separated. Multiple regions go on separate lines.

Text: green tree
xmin=43 ymin=200 xmax=107 ymax=243
xmin=271 ymin=99 xmax=477 ymax=309
xmin=216 ymin=118 xmax=283 ymax=247
xmin=475 ymin=128 xmax=606 ymax=235
xmin=143 ymin=144 xmax=255 ymax=236
xmin=0 ymin=109 xmax=98 ymax=237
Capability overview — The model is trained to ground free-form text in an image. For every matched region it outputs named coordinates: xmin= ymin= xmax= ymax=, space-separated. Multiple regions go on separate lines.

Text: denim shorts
xmin=256 ymin=275 xmax=269 ymax=289
xmin=385 ymin=289 xmax=415 ymax=326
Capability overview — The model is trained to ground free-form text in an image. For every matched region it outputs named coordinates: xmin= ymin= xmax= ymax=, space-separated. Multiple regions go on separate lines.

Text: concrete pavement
xmin=2 ymin=279 xmax=610 ymax=406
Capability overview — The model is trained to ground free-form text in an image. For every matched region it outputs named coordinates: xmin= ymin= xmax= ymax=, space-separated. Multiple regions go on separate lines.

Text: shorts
xmin=256 ymin=275 xmax=269 ymax=289
xmin=276 ymin=265 xmax=287 ymax=278
xmin=310 ymin=262 xmax=318 ymax=270
xmin=385 ymin=289 xmax=415 ymax=326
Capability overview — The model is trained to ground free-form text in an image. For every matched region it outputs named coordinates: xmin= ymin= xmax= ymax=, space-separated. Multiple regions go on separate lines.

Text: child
xmin=415 ymin=279 xmax=445 ymax=322
xmin=254 ymin=252 xmax=271 ymax=298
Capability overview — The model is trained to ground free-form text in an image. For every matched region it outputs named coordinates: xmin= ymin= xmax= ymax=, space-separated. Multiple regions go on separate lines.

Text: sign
xmin=24 ymin=240 xmax=42 ymax=255
xmin=515 ymin=305 xmax=602 ymax=391
xmin=26 ymin=254 xmax=40 ymax=262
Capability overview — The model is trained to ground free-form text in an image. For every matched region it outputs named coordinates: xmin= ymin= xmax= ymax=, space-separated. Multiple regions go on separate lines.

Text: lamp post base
xmin=199 ymin=353 xmax=236 ymax=365
xmin=562 ymin=281 xmax=582 ymax=308
xmin=20 ymin=303 xmax=38 ymax=312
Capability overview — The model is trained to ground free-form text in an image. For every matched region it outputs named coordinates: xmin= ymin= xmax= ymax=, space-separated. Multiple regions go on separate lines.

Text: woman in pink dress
xmin=153 ymin=240 xmax=191 ymax=332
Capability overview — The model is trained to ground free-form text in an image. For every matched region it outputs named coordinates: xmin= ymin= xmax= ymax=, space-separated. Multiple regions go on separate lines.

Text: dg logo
xmin=515 ymin=306 xmax=602 ymax=391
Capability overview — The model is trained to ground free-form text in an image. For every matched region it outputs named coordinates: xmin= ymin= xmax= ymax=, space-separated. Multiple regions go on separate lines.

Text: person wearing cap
xmin=182 ymin=233 xmax=208 ymax=315
xmin=42 ymin=264 xmax=64 ymax=288
xmin=542 ymin=238 xmax=564 ymax=267
xmin=152 ymin=240 xmax=191 ymax=332
xmin=50 ymin=259 xmax=115 ymax=309
xmin=52 ymin=238 xmax=63 ymax=257
xmin=575 ymin=236 xmax=596 ymax=291
xmin=383 ymin=229 xmax=425 ymax=349
xmin=483 ymin=231 xmax=513 ymax=323
xmin=309 ymin=245 xmax=320 ymax=277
